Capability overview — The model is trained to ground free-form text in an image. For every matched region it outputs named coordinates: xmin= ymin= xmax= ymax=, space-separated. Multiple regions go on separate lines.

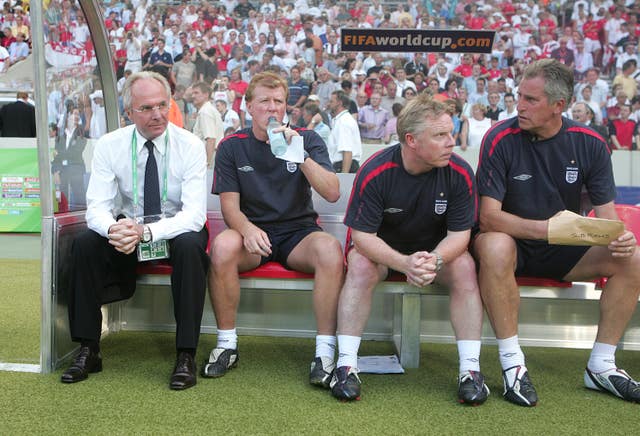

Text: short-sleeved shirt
xmin=344 ymin=144 xmax=477 ymax=254
xmin=212 ymin=127 xmax=333 ymax=227
xmin=287 ymin=79 xmax=309 ymax=107
xmin=477 ymin=116 xmax=615 ymax=222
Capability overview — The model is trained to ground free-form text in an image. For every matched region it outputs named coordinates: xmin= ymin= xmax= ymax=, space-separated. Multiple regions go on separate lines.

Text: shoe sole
xmin=169 ymin=380 xmax=197 ymax=391
xmin=60 ymin=362 xmax=103 ymax=383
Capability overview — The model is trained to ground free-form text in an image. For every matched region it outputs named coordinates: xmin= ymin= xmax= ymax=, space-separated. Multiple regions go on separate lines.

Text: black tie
xmin=143 ymin=140 xmax=161 ymax=220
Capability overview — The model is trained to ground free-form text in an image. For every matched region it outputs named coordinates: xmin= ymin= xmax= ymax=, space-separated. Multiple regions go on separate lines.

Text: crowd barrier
xmin=49 ymin=172 xmax=640 ymax=370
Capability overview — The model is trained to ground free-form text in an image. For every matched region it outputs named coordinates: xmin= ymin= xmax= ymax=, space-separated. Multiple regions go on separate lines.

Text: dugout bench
xmin=48 ymin=174 xmax=640 ymax=371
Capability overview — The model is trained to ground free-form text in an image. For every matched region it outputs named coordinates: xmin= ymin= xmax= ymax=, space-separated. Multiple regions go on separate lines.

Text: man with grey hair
xmin=475 ymin=59 xmax=640 ymax=406
xmin=60 ymin=71 xmax=209 ymax=391
xmin=331 ymin=94 xmax=487 ymax=404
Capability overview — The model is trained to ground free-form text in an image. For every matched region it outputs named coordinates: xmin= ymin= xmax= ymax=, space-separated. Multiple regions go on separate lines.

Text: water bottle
xmin=267 ymin=116 xmax=288 ymax=157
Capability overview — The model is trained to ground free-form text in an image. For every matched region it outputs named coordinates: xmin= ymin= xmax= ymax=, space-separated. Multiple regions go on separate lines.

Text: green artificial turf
xmin=0 ymin=259 xmax=40 ymax=363
xmin=1 ymin=332 xmax=639 ymax=435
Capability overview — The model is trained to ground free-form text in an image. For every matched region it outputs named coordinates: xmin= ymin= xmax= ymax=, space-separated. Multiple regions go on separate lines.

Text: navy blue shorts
xmin=515 ymin=240 xmax=590 ymax=280
xmin=259 ymin=222 xmax=323 ymax=269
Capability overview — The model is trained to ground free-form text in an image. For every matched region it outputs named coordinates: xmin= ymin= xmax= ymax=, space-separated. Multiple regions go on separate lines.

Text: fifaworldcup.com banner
xmin=341 ymin=29 xmax=495 ymax=54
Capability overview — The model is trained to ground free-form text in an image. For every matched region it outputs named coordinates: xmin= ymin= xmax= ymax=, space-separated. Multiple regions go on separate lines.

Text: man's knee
xmin=474 ymin=232 xmax=517 ymax=271
xmin=210 ymin=229 xmax=244 ymax=268
xmin=346 ymin=249 xmax=384 ymax=289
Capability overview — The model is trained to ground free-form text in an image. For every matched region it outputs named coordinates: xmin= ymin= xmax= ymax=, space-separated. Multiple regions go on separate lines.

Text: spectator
xmin=571 ymin=101 xmax=608 ymax=139
xmin=497 ymin=92 xmax=518 ymax=121
xmin=286 ymin=65 xmax=309 ymax=113
xmin=357 ymin=92 xmax=389 ymax=143
xmin=171 ymin=50 xmax=197 ymax=89
xmin=147 ymin=38 xmax=173 ymax=77
xmin=52 ymin=106 xmax=87 ymax=209
xmin=302 ymin=101 xmax=330 ymax=145
xmin=460 ymin=103 xmax=491 ymax=150
xmin=215 ymin=98 xmax=241 ymax=133
xmin=550 ymin=37 xmax=575 ymax=69
xmin=228 ymin=67 xmax=249 ymax=114
xmin=382 ymin=102 xmax=403 ymax=145
xmin=612 ymin=59 xmax=638 ymax=104
xmin=327 ymin=90 xmax=362 ymax=172
xmin=380 ymin=80 xmax=404 ymax=113
xmin=486 ymin=92 xmax=503 ymax=124
xmin=7 ymin=32 xmax=28 ymax=66
xmin=191 ymin=81 xmax=224 ymax=167
xmin=608 ymin=104 xmax=638 ymax=150
xmin=0 ymin=91 xmax=35 ymax=137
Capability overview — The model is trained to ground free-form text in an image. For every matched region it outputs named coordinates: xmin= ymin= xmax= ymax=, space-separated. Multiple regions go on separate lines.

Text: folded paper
xmin=548 ymin=210 xmax=624 ymax=246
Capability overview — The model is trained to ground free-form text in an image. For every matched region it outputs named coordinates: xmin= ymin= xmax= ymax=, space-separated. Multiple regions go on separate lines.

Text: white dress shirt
xmin=328 ymin=110 xmax=362 ymax=164
xmin=86 ymin=123 xmax=207 ymax=241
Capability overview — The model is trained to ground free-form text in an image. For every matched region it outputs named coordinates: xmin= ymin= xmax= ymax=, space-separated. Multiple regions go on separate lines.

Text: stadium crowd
xmin=5 ymin=0 xmax=640 ymax=156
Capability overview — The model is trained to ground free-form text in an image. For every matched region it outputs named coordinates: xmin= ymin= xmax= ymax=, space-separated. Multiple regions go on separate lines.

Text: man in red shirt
xmin=609 ymin=103 xmax=638 ymax=150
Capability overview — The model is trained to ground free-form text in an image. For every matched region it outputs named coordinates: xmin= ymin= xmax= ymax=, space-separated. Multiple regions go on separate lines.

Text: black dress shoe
xmin=170 ymin=352 xmax=197 ymax=390
xmin=61 ymin=346 xmax=102 ymax=383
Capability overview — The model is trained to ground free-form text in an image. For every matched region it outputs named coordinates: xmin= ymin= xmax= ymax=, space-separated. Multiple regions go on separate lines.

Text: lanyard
xmin=131 ymin=129 xmax=169 ymax=219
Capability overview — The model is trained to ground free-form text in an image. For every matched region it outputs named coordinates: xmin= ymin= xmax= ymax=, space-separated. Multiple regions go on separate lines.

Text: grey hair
xmin=122 ymin=71 xmax=171 ymax=110
xmin=522 ymin=59 xmax=573 ymax=110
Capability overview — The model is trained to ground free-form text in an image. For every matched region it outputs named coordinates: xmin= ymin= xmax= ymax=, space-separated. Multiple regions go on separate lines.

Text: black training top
xmin=344 ymin=144 xmax=477 ymax=253
xmin=212 ymin=127 xmax=333 ymax=226
xmin=477 ymin=117 xmax=615 ymax=220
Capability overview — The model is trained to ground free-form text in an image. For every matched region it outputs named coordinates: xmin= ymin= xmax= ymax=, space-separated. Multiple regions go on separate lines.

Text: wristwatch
xmin=432 ymin=251 xmax=443 ymax=272
xmin=303 ymin=150 xmax=310 ymax=161
xmin=141 ymin=225 xmax=152 ymax=243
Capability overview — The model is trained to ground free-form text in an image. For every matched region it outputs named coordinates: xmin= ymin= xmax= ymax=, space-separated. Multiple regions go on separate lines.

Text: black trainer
xmin=201 ymin=348 xmax=238 ymax=378
xmin=330 ymin=366 xmax=361 ymax=401
xmin=502 ymin=365 xmax=538 ymax=407
xmin=309 ymin=356 xmax=335 ymax=388
xmin=457 ymin=370 xmax=490 ymax=405
xmin=584 ymin=367 xmax=640 ymax=403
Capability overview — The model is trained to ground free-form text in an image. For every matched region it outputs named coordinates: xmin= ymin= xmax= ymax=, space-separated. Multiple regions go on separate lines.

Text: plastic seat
xmin=587 ymin=204 xmax=640 ymax=288
xmin=586 ymin=204 xmax=640 ymax=243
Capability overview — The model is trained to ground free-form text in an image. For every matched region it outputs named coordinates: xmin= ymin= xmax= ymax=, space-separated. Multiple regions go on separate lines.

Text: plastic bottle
xmin=267 ymin=116 xmax=288 ymax=157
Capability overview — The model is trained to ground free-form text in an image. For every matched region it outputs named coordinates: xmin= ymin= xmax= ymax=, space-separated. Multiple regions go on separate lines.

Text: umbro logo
xmin=513 ymin=174 xmax=532 ymax=181
xmin=238 ymin=166 xmax=254 ymax=172
xmin=384 ymin=208 xmax=403 ymax=213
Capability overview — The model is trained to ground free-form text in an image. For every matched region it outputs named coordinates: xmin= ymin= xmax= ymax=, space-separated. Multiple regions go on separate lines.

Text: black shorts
xmin=259 ymin=222 xmax=323 ymax=269
xmin=515 ymin=240 xmax=590 ymax=280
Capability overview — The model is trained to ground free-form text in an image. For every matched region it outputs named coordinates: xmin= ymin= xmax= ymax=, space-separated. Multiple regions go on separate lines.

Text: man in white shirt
xmin=497 ymin=92 xmax=518 ymax=121
xmin=328 ymin=90 xmax=362 ymax=173
xmin=191 ymin=81 xmax=224 ymax=167
xmin=60 ymin=71 xmax=208 ymax=391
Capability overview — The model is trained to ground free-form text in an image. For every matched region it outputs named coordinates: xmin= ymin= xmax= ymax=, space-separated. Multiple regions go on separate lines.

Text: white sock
xmin=457 ymin=340 xmax=481 ymax=373
xmin=315 ymin=335 xmax=337 ymax=360
xmin=587 ymin=342 xmax=617 ymax=373
xmin=336 ymin=334 xmax=361 ymax=368
xmin=216 ymin=328 xmax=237 ymax=350
xmin=497 ymin=335 xmax=525 ymax=370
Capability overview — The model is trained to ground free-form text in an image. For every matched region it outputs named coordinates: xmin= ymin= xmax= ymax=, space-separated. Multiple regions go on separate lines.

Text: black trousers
xmin=68 ymin=227 xmax=209 ymax=349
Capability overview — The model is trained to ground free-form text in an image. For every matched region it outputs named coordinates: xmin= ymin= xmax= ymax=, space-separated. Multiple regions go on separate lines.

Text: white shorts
xmin=584 ymin=38 xmax=602 ymax=53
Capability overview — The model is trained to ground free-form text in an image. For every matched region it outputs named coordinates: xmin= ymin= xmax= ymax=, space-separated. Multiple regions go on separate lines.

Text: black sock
xmin=177 ymin=348 xmax=196 ymax=358
xmin=81 ymin=340 xmax=100 ymax=353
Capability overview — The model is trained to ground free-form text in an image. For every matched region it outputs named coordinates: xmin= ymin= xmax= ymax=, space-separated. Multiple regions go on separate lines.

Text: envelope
xmin=548 ymin=210 xmax=625 ymax=246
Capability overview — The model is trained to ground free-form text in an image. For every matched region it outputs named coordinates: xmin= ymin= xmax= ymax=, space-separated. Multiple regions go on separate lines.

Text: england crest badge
xmin=434 ymin=199 xmax=447 ymax=215
xmin=565 ymin=167 xmax=578 ymax=184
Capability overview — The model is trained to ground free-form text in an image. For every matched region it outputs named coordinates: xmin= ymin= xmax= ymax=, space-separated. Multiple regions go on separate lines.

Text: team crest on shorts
xmin=565 ymin=167 xmax=579 ymax=184
xmin=434 ymin=199 xmax=447 ymax=215
xmin=286 ymin=161 xmax=298 ymax=173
